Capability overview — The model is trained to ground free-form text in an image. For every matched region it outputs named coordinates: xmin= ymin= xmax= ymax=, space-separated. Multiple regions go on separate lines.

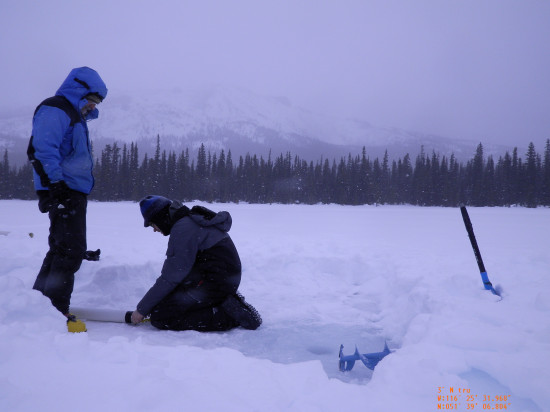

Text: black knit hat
xmin=85 ymin=93 xmax=103 ymax=104
xmin=139 ymin=195 xmax=172 ymax=227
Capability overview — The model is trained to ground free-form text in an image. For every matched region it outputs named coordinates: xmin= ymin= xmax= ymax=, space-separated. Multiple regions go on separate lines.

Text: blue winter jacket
xmin=30 ymin=67 xmax=108 ymax=194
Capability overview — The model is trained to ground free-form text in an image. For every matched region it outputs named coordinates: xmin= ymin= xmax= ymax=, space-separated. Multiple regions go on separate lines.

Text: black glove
xmin=49 ymin=181 xmax=71 ymax=207
xmin=84 ymin=249 xmax=101 ymax=261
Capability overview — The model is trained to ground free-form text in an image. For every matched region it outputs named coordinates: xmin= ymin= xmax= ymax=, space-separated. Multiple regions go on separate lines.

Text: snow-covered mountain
xmin=1 ymin=85 xmax=500 ymax=166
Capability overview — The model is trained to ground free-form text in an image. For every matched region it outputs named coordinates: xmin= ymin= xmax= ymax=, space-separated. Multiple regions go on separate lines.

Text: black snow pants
xmin=150 ymin=237 xmax=242 ymax=331
xmin=33 ymin=191 xmax=87 ymax=314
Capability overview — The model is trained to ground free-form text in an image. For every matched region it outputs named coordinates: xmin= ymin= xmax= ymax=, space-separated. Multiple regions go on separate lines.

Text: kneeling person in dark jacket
xmin=130 ymin=196 xmax=262 ymax=331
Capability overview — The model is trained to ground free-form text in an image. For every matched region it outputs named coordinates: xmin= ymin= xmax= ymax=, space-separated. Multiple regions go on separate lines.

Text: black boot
xmin=220 ymin=292 xmax=262 ymax=330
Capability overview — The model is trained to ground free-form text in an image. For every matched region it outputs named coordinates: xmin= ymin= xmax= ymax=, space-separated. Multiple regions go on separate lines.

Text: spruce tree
xmin=542 ymin=139 xmax=550 ymax=206
xmin=524 ymin=142 xmax=538 ymax=207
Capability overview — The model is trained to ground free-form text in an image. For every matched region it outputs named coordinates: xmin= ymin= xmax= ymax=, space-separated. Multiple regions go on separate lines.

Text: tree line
xmin=1 ymin=137 xmax=550 ymax=207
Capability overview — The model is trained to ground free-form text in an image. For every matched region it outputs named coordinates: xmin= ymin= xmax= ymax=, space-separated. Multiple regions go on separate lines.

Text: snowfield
xmin=0 ymin=200 xmax=548 ymax=411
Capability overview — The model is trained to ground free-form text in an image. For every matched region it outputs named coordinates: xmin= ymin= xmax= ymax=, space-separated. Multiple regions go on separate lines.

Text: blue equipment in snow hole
xmin=338 ymin=341 xmax=392 ymax=371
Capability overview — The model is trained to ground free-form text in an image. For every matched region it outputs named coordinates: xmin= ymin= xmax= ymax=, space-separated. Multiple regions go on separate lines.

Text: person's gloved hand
xmin=84 ymin=249 xmax=101 ymax=261
xmin=49 ymin=180 xmax=71 ymax=207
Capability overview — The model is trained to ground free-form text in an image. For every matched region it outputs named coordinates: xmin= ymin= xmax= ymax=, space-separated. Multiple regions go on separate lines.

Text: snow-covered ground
xmin=0 ymin=200 xmax=548 ymax=411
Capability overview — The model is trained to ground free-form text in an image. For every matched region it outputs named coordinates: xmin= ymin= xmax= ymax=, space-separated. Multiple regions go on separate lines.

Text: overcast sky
xmin=1 ymin=0 xmax=549 ymax=148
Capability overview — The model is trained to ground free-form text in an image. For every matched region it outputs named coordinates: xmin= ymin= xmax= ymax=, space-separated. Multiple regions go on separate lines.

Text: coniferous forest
xmin=1 ymin=137 xmax=550 ymax=208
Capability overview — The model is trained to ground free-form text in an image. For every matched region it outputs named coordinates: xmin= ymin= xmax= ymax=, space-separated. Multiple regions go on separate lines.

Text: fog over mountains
xmin=1 ymin=85 xmax=506 ymax=167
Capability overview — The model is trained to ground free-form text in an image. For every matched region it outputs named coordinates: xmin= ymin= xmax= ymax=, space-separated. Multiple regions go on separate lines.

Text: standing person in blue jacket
xmin=28 ymin=67 xmax=108 ymax=333
xmin=131 ymin=195 xmax=262 ymax=331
